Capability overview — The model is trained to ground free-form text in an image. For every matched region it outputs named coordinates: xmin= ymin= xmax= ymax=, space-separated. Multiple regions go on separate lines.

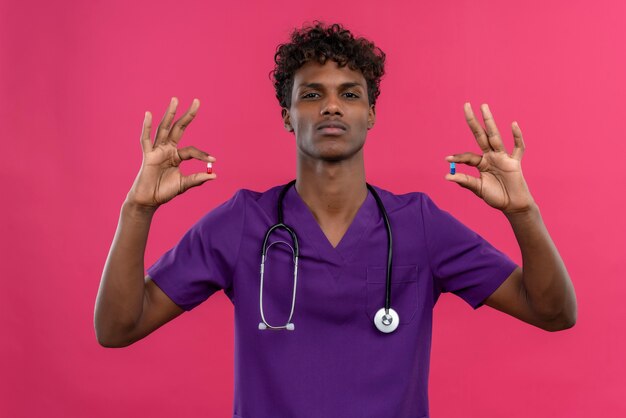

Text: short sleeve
xmin=146 ymin=190 xmax=246 ymax=311
xmin=420 ymin=193 xmax=518 ymax=309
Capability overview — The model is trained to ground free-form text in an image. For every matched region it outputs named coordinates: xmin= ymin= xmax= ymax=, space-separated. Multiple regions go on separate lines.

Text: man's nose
xmin=321 ymin=94 xmax=343 ymax=116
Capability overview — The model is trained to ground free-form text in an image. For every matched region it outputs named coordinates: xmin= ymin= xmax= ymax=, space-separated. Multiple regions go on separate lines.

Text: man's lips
xmin=317 ymin=121 xmax=347 ymax=135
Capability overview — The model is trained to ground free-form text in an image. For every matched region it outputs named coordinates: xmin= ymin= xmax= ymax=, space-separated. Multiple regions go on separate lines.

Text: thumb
xmin=445 ymin=173 xmax=482 ymax=197
xmin=180 ymin=172 xmax=217 ymax=192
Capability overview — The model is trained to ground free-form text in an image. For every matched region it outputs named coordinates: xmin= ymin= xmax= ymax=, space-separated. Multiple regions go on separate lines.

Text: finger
xmin=177 ymin=145 xmax=217 ymax=162
xmin=445 ymin=152 xmax=483 ymax=168
xmin=445 ymin=172 xmax=482 ymax=196
xmin=511 ymin=121 xmax=525 ymax=161
xmin=169 ymin=98 xmax=200 ymax=144
xmin=480 ymin=104 xmax=506 ymax=152
xmin=140 ymin=111 xmax=152 ymax=153
xmin=464 ymin=103 xmax=491 ymax=153
xmin=155 ymin=97 xmax=178 ymax=146
xmin=180 ymin=172 xmax=217 ymax=193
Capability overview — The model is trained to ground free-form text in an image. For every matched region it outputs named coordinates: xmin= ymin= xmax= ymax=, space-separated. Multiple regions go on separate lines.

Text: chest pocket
xmin=365 ymin=265 xmax=419 ymax=324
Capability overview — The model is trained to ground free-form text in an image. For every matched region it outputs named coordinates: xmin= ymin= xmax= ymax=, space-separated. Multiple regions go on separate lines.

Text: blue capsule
xmin=450 ymin=162 xmax=456 ymax=175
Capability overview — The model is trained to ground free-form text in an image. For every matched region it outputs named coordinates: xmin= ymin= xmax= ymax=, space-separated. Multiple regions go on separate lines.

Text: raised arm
xmin=94 ymin=97 xmax=216 ymax=347
xmin=445 ymin=103 xmax=577 ymax=331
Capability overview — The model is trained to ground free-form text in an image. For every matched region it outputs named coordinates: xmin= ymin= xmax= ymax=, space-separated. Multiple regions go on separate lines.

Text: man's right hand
xmin=126 ymin=97 xmax=216 ymax=209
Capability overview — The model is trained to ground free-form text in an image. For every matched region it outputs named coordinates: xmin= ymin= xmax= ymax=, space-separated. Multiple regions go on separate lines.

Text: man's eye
xmin=302 ymin=92 xmax=319 ymax=98
xmin=344 ymin=92 xmax=359 ymax=98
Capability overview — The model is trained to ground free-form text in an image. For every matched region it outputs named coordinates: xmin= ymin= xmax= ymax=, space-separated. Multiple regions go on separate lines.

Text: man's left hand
xmin=445 ymin=103 xmax=535 ymax=214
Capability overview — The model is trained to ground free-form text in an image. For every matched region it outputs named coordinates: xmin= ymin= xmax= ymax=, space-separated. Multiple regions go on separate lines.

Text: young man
xmin=95 ymin=22 xmax=576 ymax=417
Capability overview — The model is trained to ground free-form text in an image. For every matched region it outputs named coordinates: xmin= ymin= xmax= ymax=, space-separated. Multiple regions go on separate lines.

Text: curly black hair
xmin=271 ymin=22 xmax=386 ymax=109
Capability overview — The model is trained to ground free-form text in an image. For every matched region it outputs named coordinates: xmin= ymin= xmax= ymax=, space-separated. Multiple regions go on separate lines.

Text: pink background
xmin=1 ymin=0 xmax=624 ymax=416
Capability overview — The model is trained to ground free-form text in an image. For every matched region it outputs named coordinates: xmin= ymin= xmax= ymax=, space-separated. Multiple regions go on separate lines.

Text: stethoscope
xmin=258 ymin=180 xmax=399 ymax=334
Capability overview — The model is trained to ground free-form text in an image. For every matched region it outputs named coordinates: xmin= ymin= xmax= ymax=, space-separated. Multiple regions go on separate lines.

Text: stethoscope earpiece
xmin=258 ymin=322 xmax=295 ymax=331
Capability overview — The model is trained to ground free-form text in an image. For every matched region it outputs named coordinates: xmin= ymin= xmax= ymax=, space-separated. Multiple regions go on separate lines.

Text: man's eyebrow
xmin=296 ymin=82 xmax=365 ymax=91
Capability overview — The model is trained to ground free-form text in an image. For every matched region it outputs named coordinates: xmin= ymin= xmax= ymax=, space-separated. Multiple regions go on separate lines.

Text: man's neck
xmin=295 ymin=152 xmax=368 ymax=225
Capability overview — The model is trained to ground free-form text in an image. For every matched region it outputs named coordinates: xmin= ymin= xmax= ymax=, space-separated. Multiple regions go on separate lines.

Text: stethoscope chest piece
xmin=374 ymin=307 xmax=399 ymax=333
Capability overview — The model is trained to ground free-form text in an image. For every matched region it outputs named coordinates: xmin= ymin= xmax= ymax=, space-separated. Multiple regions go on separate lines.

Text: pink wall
xmin=1 ymin=0 xmax=624 ymax=416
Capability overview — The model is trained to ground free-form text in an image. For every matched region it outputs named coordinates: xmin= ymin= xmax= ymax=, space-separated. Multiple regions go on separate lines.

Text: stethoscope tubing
xmin=367 ymin=183 xmax=393 ymax=314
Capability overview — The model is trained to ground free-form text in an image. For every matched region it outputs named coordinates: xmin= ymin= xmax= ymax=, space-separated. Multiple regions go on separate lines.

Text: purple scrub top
xmin=147 ymin=184 xmax=518 ymax=418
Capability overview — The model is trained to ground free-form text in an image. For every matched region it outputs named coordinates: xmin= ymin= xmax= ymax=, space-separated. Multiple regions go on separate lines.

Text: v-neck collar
xmin=282 ymin=184 xmax=379 ymax=278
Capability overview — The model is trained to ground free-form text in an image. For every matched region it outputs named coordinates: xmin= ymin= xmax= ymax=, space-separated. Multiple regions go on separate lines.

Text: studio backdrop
xmin=1 ymin=0 xmax=624 ymax=417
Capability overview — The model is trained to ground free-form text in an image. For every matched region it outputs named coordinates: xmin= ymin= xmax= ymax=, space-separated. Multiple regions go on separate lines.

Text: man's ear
xmin=367 ymin=105 xmax=376 ymax=130
xmin=282 ymin=108 xmax=293 ymax=132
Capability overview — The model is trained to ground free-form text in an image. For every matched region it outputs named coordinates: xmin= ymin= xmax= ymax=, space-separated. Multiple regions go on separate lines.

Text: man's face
xmin=282 ymin=60 xmax=376 ymax=163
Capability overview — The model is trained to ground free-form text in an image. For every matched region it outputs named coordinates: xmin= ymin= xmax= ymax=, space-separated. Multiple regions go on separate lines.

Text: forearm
xmin=505 ymin=204 xmax=577 ymax=326
xmin=94 ymin=200 xmax=157 ymax=344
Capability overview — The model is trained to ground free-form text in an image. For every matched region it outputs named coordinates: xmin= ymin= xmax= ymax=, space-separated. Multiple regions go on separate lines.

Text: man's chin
xmin=297 ymin=140 xmax=365 ymax=163
xmin=313 ymin=148 xmax=363 ymax=163
xmin=319 ymin=154 xmax=347 ymax=163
